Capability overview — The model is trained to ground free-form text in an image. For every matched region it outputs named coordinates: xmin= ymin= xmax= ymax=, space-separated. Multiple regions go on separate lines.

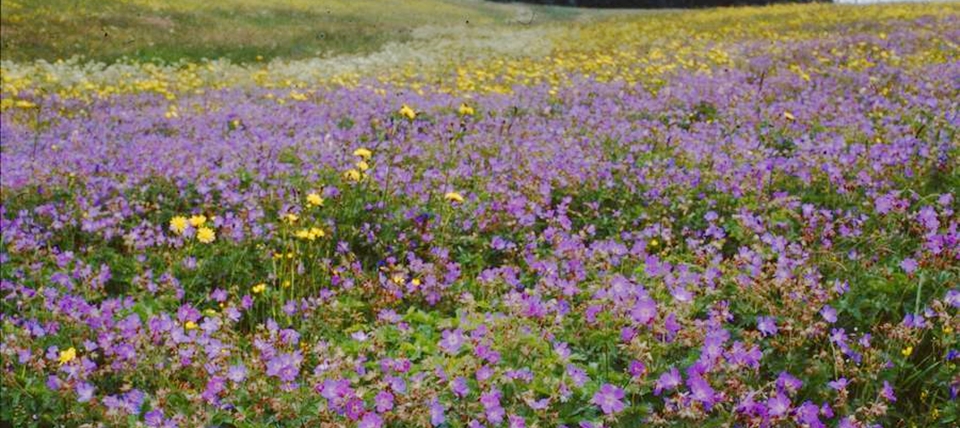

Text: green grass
xmin=0 ymin=0 xmax=588 ymax=64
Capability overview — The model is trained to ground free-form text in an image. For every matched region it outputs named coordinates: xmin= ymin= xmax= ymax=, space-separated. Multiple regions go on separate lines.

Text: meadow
xmin=1 ymin=2 xmax=959 ymax=427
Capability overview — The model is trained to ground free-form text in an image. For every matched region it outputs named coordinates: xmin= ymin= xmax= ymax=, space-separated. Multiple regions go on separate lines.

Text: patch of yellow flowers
xmin=345 ymin=147 xmax=373 ymax=182
xmin=294 ymin=227 xmax=326 ymax=241
xmin=168 ymin=214 xmax=216 ymax=244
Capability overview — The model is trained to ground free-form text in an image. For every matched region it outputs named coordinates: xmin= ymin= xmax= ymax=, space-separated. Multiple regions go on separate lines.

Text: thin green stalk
xmin=914 ymin=273 xmax=924 ymax=315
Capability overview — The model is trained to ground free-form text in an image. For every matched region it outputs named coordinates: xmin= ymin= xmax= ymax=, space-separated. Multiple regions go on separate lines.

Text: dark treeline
xmin=490 ymin=0 xmax=826 ymax=7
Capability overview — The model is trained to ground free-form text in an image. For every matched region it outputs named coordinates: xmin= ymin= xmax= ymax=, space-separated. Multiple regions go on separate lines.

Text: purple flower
xmin=430 ymin=398 xmax=446 ymax=426
xmin=628 ymin=360 xmax=646 ymax=378
xmin=476 ymin=365 xmax=495 ymax=382
xmin=480 ymin=388 xmax=501 ymax=409
xmin=796 ymin=401 xmax=823 ymax=428
xmin=145 ymin=409 xmax=164 ymax=427
xmin=917 ymin=206 xmax=940 ymax=231
xmin=820 ymin=305 xmax=837 ymax=324
xmin=104 ymin=389 xmax=144 ymax=415
xmin=508 ymin=414 xmax=526 ymax=428
xmin=265 ymin=352 xmax=302 ymax=382
xmin=75 ymin=382 xmax=95 ymax=403
xmin=480 ymin=388 xmax=504 ymax=424
xmin=900 ymin=258 xmax=918 ymax=274
xmin=776 ymin=371 xmax=803 ymax=393
xmin=320 ymin=378 xmax=354 ymax=409
xmin=726 ymin=341 xmax=762 ymax=369
xmin=375 ymin=391 xmax=394 ymax=413
xmin=828 ymin=378 xmax=849 ymax=391
xmin=566 ymin=364 xmax=589 ymax=387
xmin=440 ymin=329 xmax=466 ymax=355
xmin=766 ymin=392 xmax=791 ymax=417
xmin=902 ymin=313 xmax=927 ymax=329
xmin=46 ymin=375 xmax=61 ymax=391
xmin=554 ymin=341 xmax=572 ymax=360
xmin=630 ymin=297 xmax=658 ymax=325
xmin=654 ymin=367 xmax=681 ymax=395
xmin=202 ymin=376 xmax=226 ymax=404
xmin=526 ymin=397 xmax=551 ymax=410
xmin=359 ymin=412 xmax=383 ymax=428
xmin=881 ymin=381 xmax=896 ymax=402
xmin=591 ymin=384 xmax=625 ymax=415
xmin=386 ymin=375 xmax=406 ymax=393
xmin=945 ymin=290 xmax=960 ymax=308
xmin=345 ymin=397 xmax=365 ymax=420
xmin=451 ymin=376 xmax=470 ymax=397
xmin=757 ymin=315 xmax=778 ymax=337
xmin=227 ymin=363 xmax=247 ymax=383
xmin=687 ymin=375 xmax=717 ymax=409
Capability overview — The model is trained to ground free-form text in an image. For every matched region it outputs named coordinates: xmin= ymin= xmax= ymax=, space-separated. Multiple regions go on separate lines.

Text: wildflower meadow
xmin=1 ymin=2 xmax=958 ymax=427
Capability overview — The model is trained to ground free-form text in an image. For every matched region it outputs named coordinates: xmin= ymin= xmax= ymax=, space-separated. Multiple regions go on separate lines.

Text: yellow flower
xmin=902 ymin=346 xmax=913 ymax=357
xmin=783 ymin=111 xmax=796 ymax=121
xmin=296 ymin=227 xmax=325 ymax=241
xmin=650 ymin=239 xmax=659 ymax=247
xmin=189 ymin=215 xmax=207 ymax=227
xmin=15 ymin=100 xmax=37 ymax=109
xmin=196 ymin=227 xmax=216 ymax=244
xmin=185 ymin=321 xmax=198 ymax=330
xmin=458 ymin=103 xmax=475 ymax=116
xmin=392 ymin=274 xmax=406 ymax=284
xmin=411 ymin=278 xmax=422 ymax=286
xmin=58 ymin=347 xmax=77 ymax=365
xmin=353 ymin=148 xmax=372 ymax=159
xmin=399 ymin=104 xmax=417 ymax=120
xmin=344 ymin=169 xmax=362 ymax=182
xmin=306 ymin=193 xmax=324 ymax=207
xmin=284 ymin=213 xmax=299 ymax=224
xmin=252 ymin=283 xmax=267 ymax=294
xmin=169 ymin=216 xmax=188 ymax=234
xmin=356 ymin=161 xmax=370 ymax=172
xmin=444 ymin=192 xmax=465 ymax=203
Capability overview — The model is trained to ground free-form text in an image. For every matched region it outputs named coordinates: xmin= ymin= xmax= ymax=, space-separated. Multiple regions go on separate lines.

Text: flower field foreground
xmin=1 ymin=3 xmax=959 ymax=427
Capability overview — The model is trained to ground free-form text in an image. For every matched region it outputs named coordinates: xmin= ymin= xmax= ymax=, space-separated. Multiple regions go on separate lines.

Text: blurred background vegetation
xmin=0 ymin=0 xmax=827 ymax=64
xmin=495 ymin=0 xmax=823 ymax=6
xmin=0 ymin=0 xmax=594 ymax=64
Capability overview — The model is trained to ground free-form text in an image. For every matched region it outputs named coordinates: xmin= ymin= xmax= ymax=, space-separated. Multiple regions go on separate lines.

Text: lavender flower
xmin=592 ymin=384 xmax=625 ymax=415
